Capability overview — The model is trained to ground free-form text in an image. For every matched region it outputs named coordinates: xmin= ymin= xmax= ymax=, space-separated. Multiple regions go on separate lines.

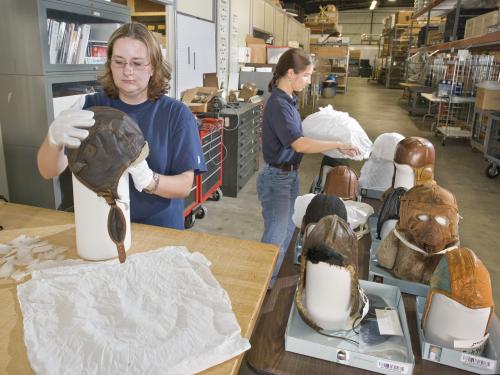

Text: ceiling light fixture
xmin=285 ymin=9 xmax=299 ymax=17
xmin=369 ymin=0 xmax=377 ymax=10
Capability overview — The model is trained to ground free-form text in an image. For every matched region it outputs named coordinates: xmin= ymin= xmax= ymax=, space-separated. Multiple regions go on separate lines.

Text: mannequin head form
xmin=423 ymin=248 xmax=494 ymax=351
xmin=296 ymin=215 xmax=368 ymax=332
xmin=393 ymin=137 xmax=435 ymax=189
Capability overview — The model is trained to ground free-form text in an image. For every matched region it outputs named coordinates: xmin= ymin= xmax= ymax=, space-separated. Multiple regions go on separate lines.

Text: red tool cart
xmin=183 ymin=117 xmax=224 ymax=228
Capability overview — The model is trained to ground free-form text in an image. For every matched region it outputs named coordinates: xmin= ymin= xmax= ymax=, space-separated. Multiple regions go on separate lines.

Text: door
xmin=176 ymin=13 xmax=216 ymax=98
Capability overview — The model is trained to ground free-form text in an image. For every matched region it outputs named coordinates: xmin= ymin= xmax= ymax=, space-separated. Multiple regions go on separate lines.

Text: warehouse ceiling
xmin=282 ymin=0 xmax=414 ymax=13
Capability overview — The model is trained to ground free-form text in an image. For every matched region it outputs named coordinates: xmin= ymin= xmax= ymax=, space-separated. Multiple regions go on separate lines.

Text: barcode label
xmin=461 ymin=353 xmax=496 ymax=370
xmin=376 ymin=360 xmax=409 ymax=373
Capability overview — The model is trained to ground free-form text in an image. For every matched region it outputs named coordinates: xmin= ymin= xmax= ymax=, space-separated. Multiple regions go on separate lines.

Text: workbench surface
xmin=0 ymin=202 xmax=278 ymax=375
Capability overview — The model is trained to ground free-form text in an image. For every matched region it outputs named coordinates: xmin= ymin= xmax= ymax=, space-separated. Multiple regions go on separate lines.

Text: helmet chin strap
xmin=393 ymin=228 xmax=458 ymax=256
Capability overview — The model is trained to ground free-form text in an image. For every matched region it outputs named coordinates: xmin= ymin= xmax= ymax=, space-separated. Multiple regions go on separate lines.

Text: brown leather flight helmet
xmin=295 ymin=215 xmax=361 ymax=331
xmin=67 ymin=106 xmax=148 ymax=263
xmin=397 ymin=183 xmax=459 ymax=254
xmin=422 ymin=247 xmax=494 ymax=332
xmin=323 ymin=165 xmax=358 ymax=200
xmin=393 ymin=137 xmax=435 ymax=186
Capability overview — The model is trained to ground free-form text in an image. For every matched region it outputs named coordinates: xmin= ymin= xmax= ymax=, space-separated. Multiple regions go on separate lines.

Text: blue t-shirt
xmin=84 ymin=92 xmax=207 ymax=230
xmin=262 ymin=87 xmax=303 ymax=165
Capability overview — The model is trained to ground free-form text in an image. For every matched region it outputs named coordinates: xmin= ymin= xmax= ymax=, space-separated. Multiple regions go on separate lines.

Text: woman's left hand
xmin=338 ymin=144 xmax=360 ymax=157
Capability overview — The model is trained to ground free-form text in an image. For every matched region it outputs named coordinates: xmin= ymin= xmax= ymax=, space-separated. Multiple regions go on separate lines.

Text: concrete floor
xmin=190 ymin=77 xmax=500 ymax=374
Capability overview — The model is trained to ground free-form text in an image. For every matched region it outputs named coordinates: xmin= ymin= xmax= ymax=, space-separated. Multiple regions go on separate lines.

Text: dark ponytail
xmin=268 ymin=48 xmax=313 ymax=92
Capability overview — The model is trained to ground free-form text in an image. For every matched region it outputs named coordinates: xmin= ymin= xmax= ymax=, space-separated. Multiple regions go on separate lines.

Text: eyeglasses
xmin=110 ymin=59 xmax=151 ymax=71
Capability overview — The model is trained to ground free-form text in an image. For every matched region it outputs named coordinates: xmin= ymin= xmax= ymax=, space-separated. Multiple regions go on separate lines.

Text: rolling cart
xmin=484 ymin=112 xmax=500 ymax=179
xmin=183 ymin=118 xmax=224 ymax=228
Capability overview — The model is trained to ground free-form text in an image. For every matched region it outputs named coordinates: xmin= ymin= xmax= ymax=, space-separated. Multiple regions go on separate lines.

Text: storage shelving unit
xmin=471 ymin=108 xmax=495 ymax=152
xmin=0 ymin=0 xmax=130 ymax=209
xmin=310 ymin=43 xmax=350 ymax=93
xmin=380 ymin=24 xmax=412 ymax=88
xmin=112 ymin=0 xmax=167 ymax=47
xmin=430 ymin=56 xmax=500 ymax=145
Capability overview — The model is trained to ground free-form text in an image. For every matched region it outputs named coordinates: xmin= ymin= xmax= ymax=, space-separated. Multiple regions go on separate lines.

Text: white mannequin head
xmin=423 ymin=293 xmax=491 ymax=350
xmin=372 ymin=133 xmax=405 ymax=161
xmin=305 ymin=262 xmax=353 ymax=331
xmin=393 ymin=163 xmax=415 ymax=189
xmin=380 ymin=219 xmax=398 ymax=240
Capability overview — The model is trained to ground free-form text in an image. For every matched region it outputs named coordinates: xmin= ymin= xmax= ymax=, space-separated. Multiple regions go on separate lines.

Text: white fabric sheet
xmin=17 ymin=246 xmax=250 ymax=375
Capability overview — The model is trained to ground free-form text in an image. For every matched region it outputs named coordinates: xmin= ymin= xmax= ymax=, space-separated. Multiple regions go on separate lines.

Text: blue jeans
xmin=257 ymin=165 xmax=299 ymax=286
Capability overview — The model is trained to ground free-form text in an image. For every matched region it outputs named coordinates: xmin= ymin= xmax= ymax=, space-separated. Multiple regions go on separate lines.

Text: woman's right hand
xmin=338 ymin=144 xmax=360 ymax=157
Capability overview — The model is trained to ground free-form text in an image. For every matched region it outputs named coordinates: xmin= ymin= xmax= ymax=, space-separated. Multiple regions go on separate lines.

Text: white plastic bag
xmin=302 ymin=105 xmax=372 ymax=160
xmin=344 ymin=200 xmax=375 ymax=230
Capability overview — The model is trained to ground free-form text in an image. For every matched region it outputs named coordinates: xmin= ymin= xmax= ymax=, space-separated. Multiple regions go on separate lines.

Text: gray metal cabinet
xmin=0 ymin=0 xmax=130 ymax=209
xmin=213 ymin=103 xmax=262 ymax=197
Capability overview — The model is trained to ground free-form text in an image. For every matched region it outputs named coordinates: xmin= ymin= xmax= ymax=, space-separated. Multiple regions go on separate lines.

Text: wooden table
xmin=246 ymin=228 xmax=500 ymax=374
xmin=399 ymin=82 xmax=434 ymax=116
xmin=0 ymin=202 xmax=278 ymax=375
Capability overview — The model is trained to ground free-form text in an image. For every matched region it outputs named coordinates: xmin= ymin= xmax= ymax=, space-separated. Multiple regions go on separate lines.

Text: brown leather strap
xmin=116 ymin=242 xmax=126 ymax=264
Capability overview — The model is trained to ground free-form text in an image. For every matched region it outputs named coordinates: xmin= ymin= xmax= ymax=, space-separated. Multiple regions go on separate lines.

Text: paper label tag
xmin=376 ymin=308 xmax=403 ymax=336
xmin=376 ymin=359 xmax=409 ymax=373
xmin=335 ymin=349 xmax=350 ymax=364
xmin=454 ymin=333 xmax=489 ymax=355
xmin=461 ymin=353 xmax=496 ymax=370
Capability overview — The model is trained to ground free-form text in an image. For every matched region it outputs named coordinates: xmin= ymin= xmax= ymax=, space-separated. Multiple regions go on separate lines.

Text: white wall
xmin=337 ymin=8 xmax=412 ymax=45
xmin=177 ymin=0 xmax=214 ymax=21
xmin=231 ymin=0 xmax=251 ymax=47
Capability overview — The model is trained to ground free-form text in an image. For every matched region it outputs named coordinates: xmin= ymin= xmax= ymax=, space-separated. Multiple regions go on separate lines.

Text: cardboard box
xmin=465 ymin=11 xmax=499 ymax=38
xmin=465 ymin=18 xmax=475 ymax=38
xmin=350 ymin=49 xmax=361 ymax=59
xmin=476 ymin=83 xmax=500 ymax=110
xmin=246 ymin=36 xmax=267 ymax=64
xmin=310 ymin=45 xmax=348 ymax=58
xmin=181 ymin=87 xmax=219 ymax=113
xmin=395 ymin=11 xmax=413 ymax=25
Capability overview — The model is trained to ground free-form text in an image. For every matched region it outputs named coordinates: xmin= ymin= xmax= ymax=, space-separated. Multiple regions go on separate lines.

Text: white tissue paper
xmin=17 ymin=246 xmax=250 ymax=375
xmin=344 ymin=200 xmax=375 ymax=230
xmin=0 ymin=235 xmax=73 ymax=281
xmin=302 ymin=105 xmax=373 ymax=160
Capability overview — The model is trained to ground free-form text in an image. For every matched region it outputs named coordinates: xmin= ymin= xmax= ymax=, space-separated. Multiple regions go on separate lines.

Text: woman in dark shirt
xmin=257 ymin=48 xmax=359 ymax=287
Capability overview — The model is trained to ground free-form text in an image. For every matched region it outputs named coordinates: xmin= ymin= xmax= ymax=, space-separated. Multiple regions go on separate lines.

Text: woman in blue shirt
xmin=37 ymin=23 xmax=206 ymax=229
xmin=257 ymin=48 xmax=359 ymax=286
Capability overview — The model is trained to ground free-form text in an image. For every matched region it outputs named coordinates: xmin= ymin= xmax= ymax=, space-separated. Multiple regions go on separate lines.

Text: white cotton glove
xmin=47 ymin=96 xmax=95 ymax=148
xmin=128 ymin=159 xmax=154 ymax=192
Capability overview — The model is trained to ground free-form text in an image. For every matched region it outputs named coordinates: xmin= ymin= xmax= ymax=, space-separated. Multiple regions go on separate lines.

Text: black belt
xmin=269 ymin=163 xmax=300 ymax=172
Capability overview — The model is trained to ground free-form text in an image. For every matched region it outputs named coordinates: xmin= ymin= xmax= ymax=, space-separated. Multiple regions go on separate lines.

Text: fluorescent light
xmin=285 ymin=9 xmax=299 ymax=17
xmin=369 ymin=0 xmax=377 ymax=10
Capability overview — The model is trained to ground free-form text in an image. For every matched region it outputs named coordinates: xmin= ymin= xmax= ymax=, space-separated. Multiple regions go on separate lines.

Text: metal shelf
xmin=409 ymin=31 xmax=500 ymax=53
xmin=412 ymin=0 xmax=458 ymax=19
